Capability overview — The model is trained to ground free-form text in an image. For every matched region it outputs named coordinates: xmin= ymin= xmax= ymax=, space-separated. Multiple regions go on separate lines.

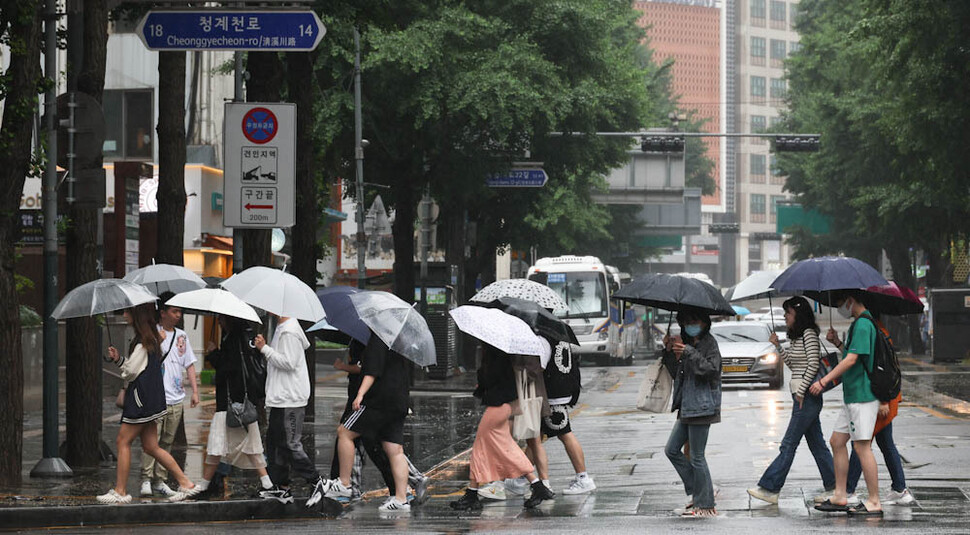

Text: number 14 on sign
xmin=299 ymin=24 xmax=314 ymax=36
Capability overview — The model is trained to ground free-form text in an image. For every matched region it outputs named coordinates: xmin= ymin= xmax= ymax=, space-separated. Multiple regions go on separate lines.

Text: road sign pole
xmin=354 ymin=28 xmax=366 ymax=290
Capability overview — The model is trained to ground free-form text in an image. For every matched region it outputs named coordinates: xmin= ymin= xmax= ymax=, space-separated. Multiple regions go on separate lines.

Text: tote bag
xmin=637 ymin=358 xmax=673 ymax=413
xmin=512 ymin=369 xmax=543 ymax=440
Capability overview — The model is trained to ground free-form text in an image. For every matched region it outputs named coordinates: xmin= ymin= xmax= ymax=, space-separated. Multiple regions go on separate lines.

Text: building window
xmin=769 ymin=116 xmax=783 ymax=130
xmin=751 ymin=0 xmax=767 ymax=19
xmin=103 ymin=89 xmax=154 ymax=161
xmin=751 ymin=115 xmax=766 ymax=133
xmin=751 ymin=76 xmax=766 ymax=98
xmin=770 ymin=195 xmax=785 ymax=223
xmin=771 ymin=153 xmax=787 ymax=184
xmin=751 ymin=37 xmax=766 ymax=58
xmin=751 ymin=154 xmax=767 ymax=175
xmin=770 ymin=39 xmax=787 ymax=66
xmin=790 ymin=41 xmax=802 ymax=54
xmin=770 ymin=1 xmax=786 ymax=23
xmin=770 ymin=78 xmax=787 ymax=99
xmin=789 ymin=2 xmax=799 ymax=27
xmin=748 ymin=240 xmax=763 ymax=273
xmin=751 ymin=194 xmax=767 ymax=223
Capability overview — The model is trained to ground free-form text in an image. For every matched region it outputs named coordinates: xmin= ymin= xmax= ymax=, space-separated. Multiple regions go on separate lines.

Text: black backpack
xmin=847 ymin=314 xmax=901 ymax=402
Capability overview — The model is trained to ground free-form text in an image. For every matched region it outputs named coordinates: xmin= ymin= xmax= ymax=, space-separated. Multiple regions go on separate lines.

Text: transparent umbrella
xmin=51 ymin=278 xmax=158 ymax=357
xmin=123 ymin=262 xmax=206 ymax=295
xmin=349 ymin=291 xmax=436 ymax=367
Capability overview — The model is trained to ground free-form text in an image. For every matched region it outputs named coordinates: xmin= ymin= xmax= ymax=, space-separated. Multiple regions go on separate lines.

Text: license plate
xmin=723 ymin=365 xmax=748 ymax=373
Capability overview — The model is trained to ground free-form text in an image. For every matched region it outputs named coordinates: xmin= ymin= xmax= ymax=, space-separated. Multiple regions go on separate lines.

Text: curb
xmin=0 ymin=496 xmax=343 ymax=529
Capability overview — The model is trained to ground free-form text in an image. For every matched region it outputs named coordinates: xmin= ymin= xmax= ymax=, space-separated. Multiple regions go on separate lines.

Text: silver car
xmin=710 ymin=321 xmax=783 ymax=389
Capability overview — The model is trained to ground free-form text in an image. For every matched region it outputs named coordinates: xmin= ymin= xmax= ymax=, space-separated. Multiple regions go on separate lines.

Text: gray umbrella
xmin=124 ymin=262 xmax=206 ymax=295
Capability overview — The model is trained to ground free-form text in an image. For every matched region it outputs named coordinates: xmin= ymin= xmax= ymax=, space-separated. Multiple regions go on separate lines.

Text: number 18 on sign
xmin=223 ymin=103 xmax=296 ymax=228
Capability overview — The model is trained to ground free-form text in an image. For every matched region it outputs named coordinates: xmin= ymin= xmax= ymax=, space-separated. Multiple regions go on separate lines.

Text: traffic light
xmin=640 ymin=135 xmax=685 ymax=153
xmin=709 ymin=223 xmax=740 ymax=234
xmin=772 ymin=135 xmax=820 ymax=152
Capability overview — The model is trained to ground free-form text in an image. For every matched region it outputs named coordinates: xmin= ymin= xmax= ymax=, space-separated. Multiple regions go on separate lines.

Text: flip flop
xmin=847 ymin=503 xmax=884 ymax=517
xmin=814 ymin=499 xmax=849 ymax=512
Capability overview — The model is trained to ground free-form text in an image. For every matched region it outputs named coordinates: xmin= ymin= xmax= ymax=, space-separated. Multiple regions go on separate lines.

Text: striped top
xmin=780 ymin=329 xmax=821 ymax=397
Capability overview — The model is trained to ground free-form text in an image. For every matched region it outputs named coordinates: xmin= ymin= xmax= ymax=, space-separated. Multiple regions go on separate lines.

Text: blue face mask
xmin=684 ymin=324 xmax=703 ymax=338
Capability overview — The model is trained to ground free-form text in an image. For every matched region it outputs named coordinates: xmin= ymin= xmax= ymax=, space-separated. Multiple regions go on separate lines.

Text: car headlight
xmin=759 ymin=352 xmax=778 ymax=364
xmin=598 ymin=329 xmax=609 ymax=340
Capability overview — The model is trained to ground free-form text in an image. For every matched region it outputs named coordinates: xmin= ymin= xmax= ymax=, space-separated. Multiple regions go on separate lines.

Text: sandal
xmin=814 ymin=499 xmax=849 ymax=512
xmin=847 ymin=503 xmax=883 ymax=517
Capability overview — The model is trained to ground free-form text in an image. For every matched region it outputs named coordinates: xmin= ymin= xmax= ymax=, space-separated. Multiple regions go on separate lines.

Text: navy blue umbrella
xmin=770 ymin=256 xmax=888 ymax=293
xmin=315 ymin=286 xmax=371 ymax=344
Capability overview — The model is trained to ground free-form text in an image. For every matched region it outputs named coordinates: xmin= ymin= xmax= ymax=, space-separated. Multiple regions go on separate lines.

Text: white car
xmin=710 ymin=321 xmax=784 ymax=389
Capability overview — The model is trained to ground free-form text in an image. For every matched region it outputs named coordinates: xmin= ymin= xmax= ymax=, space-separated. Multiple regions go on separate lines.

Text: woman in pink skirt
xmin=450 ymin=345 xmax=554 ymax=511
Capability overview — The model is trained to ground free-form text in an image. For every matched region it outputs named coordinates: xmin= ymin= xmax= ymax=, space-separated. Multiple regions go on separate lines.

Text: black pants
xmin=266 ymin=407 xmax=319 ymax=486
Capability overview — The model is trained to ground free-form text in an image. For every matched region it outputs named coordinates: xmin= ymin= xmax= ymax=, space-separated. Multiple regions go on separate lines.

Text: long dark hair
xmin=676 ymin=309 xmax=712 ymax=343
xmin=783 ymin=296 xmax=819 ymax=340
xmin=129 ymin=302 xmax=162 ymax=354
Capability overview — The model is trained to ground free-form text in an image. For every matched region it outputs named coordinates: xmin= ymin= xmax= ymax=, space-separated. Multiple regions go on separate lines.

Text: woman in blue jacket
xmin=662 ymin=309 xmax=722 ymax=518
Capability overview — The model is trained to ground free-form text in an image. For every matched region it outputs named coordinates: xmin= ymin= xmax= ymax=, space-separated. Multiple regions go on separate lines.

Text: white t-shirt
xmin=157 ymin=325 xmax=197 ymax=405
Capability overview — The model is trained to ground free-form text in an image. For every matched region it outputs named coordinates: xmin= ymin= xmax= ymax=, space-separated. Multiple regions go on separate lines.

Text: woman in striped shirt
xmin=748 ymin=296 xmax=836 ymax=505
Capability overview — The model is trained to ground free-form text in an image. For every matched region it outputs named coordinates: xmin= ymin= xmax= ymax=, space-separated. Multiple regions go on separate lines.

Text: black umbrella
xmin=612 ymin=273 xmax=735 ymax=316
xmin=479 ymin=296 xmax=580 ymax=346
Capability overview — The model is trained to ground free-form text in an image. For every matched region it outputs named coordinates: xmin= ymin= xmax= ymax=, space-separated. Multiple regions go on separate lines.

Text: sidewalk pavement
xmin=4 ymin=354 xmax=970 ymax=531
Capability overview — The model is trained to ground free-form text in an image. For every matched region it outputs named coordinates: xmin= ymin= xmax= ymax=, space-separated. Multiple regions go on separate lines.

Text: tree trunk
xmin=285 ymin=50 xmax=318 ymax=417
xmin=156 ymin=51 xmax=187 ymax=266
xmin=0 ymin=0 xmax=44 ymax=485
xmin=886 ymin=242 xmax=926 ymax=354
xmin=63 ymin=0 xmax=108 ymax=468
xmin=392 ymin=186 xmax=417 ymax=301
xmin=242 ymin=52 xmax=284 ymax=269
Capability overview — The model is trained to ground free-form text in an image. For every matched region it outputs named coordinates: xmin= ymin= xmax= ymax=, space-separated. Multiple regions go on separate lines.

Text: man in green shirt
xmin=810 ymin=290 xmax=884 ymax=516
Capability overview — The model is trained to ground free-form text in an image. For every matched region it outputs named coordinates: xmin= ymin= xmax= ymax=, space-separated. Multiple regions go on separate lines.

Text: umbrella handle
xmin=103 ymin=312 xmax=114 ymax=363
xmin=828 ymin=290 xmax=833 ymax=330
xmin=768 ymin=295 xmax=775 ymax=330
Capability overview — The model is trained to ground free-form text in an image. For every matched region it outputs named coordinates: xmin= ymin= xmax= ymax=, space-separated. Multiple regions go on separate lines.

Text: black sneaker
xmin=259 ymin=486 xmax=294 ymax=504
xmin=523 ymin=480 xmax=555 ymax=508
xmin=449 ymin=489 xmax=483 ymax=511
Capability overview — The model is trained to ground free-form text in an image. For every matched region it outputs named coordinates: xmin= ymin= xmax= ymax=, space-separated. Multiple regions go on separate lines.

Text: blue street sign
xmin=486 ymin=168 xmax=548 ymax=188
xmin=137 ymin=10 xmax=326 ymax=51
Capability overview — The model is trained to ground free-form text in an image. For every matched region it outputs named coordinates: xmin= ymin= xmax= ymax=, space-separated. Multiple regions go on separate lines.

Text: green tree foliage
xmin=778 ymin=0 xmax=970 ymax=286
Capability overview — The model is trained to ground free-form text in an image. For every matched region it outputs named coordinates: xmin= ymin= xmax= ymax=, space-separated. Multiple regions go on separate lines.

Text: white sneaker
xmin=139 ymin=480 xmax=153 ymax=497
xmin=504 ymin=477 xmax=530 ymax=496
xmin=562 ymin=475 xmax=597 ymax=495
xmin=152 ymin=482 xmax=176 ymax=497
xmin=884 ymin=488 xmax=916 ymax=505
xmin=378 ymin=497 xmax=411 ymax=513
xmin=813 ymin=490 xmax=834 ymax=504
xmin=846 ymin=493 xmax=861 ymax=506
xmin=478 ymin=483 xmax=507 ymax=501
xmin=747 ymin=486 xmax=779 ymax=504
xmin=323 ymin=478 xmax=352 ymax=500
xmin=306 ymin=477 xmax=329 ymax=508
xmin=97 ymin=489 xmax=132 ymax=504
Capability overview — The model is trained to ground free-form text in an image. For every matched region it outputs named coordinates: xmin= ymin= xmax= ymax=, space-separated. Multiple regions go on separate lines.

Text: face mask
xmin=684 ymin=325 xmax=703 ymax=337
xmin=837 ymin=300 xmax=853 ymax=319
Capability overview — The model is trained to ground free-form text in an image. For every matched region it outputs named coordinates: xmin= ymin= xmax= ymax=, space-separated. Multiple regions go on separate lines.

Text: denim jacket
xmin=662 ymin=333 xmax=722 ymax=419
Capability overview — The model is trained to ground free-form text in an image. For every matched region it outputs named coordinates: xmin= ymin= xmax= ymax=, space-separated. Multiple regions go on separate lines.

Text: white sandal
xmin=96 ymin=489 xmax=132 ymax=504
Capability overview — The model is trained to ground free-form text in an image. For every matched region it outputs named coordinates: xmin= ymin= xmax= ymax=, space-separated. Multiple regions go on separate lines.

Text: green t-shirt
xmin=841 ymin=314 xmax=878 ymax=404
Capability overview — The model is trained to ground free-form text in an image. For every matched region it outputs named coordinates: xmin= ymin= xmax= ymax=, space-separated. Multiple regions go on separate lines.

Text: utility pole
xmin=232 ymin=51 xmax=244 ymax=273
xmin=32 ymin=0 xmax=71 ymax=478
xmin=354 ymin=27 xmax=366 ymax=289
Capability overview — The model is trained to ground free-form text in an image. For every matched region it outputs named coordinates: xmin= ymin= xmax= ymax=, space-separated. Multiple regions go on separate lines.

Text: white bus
xmin=527 ymin=255 xmax=611 ymax=360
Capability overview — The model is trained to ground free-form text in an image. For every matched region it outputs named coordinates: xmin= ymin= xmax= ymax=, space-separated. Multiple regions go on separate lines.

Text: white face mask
xmin=837 ymin=300 xmax=853 ymax=319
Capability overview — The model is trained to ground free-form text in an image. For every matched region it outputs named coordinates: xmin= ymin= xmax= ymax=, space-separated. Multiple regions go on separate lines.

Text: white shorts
xmin=833 ymin=400 xmax=880 ymax=441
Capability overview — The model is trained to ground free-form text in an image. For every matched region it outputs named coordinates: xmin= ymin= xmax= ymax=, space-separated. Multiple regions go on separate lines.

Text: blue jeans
xmin=758 ymin=393 xmax=835 ymax=493
xmin=847 ymin=421 xmax=905 ymax=493
xmin=665 ymin=420 xmax=715 ymax=509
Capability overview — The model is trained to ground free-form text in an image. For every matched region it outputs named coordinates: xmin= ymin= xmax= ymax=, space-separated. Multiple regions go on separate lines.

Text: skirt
xmin=469 ymin=403 xmax=534 ymax=484
xmin=205 ymin=411 xmax=266 ymax=470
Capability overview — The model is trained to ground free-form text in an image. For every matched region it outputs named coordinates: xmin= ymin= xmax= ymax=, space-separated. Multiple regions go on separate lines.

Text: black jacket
xmin=206 ymin=326 xmax=250 ymax=413
xmin=474 ymin=345 xmax=517 ymax=407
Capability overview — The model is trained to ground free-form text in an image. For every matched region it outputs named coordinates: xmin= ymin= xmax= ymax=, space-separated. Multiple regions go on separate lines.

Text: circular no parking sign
xmin=242 ymin=107 xmax=278 ymax=144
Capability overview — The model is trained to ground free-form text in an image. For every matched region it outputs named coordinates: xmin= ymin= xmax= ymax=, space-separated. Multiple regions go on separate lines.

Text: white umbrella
xmin=470 ymin=279 xmax=568 ymax=314
xmin=221 ymin=266 xmax=325 ymax=322
xmin=163 ymin=288 xmax=262 ymax=324
xmin=307 ymin=318 xmax=339 ymax=332
xmin=52 ymin=278 xmax=157 ymax=320
xmin=349 ymin=291 xmax=436 ymax=367
xmin=723 ymin=270 xmax=785 ymax=302
xmin=123 ymin=263 xmax=206 ymax=295
xmin=449 ymin=306 xmax=548 ymax=358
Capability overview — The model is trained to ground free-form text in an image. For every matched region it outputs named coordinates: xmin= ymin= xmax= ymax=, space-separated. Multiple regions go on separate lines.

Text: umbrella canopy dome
xmin=770 ymin=256 xmax=888 ymax=293
xmin=163 ymin=288 xmax=262 ymax=324
xmin=732 ymin=305 xmax=751 ymax=316
xmin=805 ymin=280 xmax=923 ymax=315
xmin=478 ymin=296 xmax=579 ymax=346
xmin=469 ymin=279 xmax=568 ymax=314
xmin=51 ymin=278 xmax=158 ymax=319
xmin=315 ymin=286 xmax=371 ymax=345
xmin=221 ymin=266 xmax=325 ymax=322
xmin=450 ymin=305 xmax=548 ymax=357
xmin=349 ymin=291 xmax=436 ymax=367
xmin=613 ymin=273 xmax=735 ymax=316
xmin=123 ymin=263 xmax=207 ymax=295
xmin=724 ymin=270 xmax=785 ymax=302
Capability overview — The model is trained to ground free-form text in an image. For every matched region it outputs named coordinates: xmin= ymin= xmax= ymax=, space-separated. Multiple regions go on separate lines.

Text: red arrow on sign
xmin=245 ymin=203 xmax=273 ymax=210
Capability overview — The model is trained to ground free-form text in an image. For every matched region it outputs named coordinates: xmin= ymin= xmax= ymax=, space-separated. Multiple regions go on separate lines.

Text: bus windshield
xmin=538 ymin=272 xmax=608 ymax=320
